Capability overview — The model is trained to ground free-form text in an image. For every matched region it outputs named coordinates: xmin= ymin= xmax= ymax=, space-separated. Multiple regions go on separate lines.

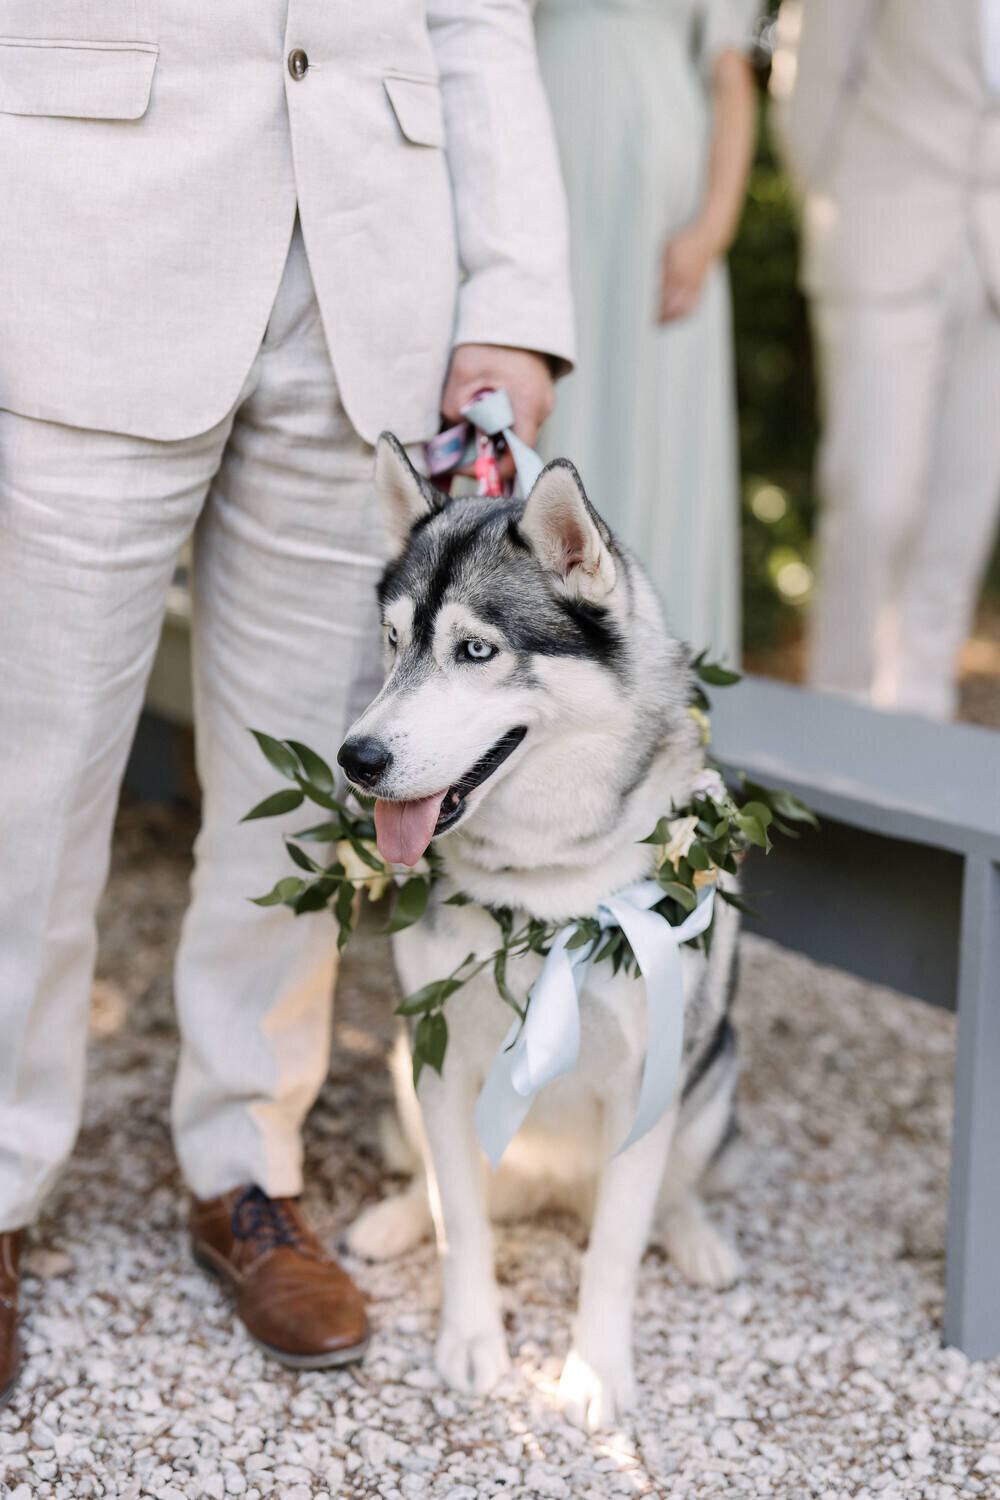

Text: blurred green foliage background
xmin=730 ymin=96 xmax=817 ymax=654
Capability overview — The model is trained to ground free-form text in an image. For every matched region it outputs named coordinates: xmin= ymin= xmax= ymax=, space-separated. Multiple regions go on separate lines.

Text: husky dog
xmin=337 ymin=436 xmax=743 ymax=1431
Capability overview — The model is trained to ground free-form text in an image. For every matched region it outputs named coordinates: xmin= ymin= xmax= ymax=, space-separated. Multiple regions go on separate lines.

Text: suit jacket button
xmin=288 ymin=49 xmax=309 ymax=80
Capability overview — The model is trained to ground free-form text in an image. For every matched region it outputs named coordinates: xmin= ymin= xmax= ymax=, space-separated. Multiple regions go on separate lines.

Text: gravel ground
xmin=2 ymin=800 xmax=999 ymax=1500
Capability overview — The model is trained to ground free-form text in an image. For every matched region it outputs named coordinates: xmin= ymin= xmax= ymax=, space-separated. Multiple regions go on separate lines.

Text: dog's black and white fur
xmin=338 ymin=437 xmax=743 ymax=1431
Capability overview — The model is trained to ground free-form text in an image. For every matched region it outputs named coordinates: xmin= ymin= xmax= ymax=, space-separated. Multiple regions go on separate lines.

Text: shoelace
xmin=230 ymin=1185 xmax=308 ymax=1254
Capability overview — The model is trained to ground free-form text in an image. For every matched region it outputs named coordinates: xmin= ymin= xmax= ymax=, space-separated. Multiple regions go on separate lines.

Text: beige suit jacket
xmin=771 ymin=0 xmax=1000 ymax=301
xmin=0 ymin=0 xmax=574 ymax=442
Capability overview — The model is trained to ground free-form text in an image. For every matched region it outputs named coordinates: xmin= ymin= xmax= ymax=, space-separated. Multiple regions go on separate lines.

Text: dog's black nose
xmin=337 ymin=735 xmax=393 ymax=788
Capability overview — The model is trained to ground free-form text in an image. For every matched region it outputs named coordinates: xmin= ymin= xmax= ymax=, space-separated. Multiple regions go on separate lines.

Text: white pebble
xmin=906 ymin=1429 xmax=934 ymax=1460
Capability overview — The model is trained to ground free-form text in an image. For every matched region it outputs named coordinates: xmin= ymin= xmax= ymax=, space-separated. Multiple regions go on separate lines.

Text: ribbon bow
xmin=473 ymin=881 xmax=716 ymax=1169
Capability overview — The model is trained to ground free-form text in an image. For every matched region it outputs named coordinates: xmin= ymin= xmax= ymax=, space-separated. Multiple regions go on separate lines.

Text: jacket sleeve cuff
xmin=452 ymin=272 xmax=575 ymax=378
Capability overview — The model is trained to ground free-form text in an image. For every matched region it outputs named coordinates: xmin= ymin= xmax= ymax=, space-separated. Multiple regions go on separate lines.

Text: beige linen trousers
xmin=0 ymin=0 xmax=573 ymax=1229
xmin=1 ymin=223 xmax=390 ymax=1224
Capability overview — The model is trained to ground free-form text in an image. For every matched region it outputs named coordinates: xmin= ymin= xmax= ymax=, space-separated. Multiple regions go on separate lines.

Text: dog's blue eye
xmin=386 ymin=624 xmax=398 ymax=648
xmin=462 ymin=638 xmax=496 ymax=662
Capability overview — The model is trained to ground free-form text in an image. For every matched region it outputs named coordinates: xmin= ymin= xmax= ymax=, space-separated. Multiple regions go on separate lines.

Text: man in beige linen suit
xmin=0 ymin=0 xmax=573 ymax=1400
xmin=773 ymin=0 xmax=1000 ymax=719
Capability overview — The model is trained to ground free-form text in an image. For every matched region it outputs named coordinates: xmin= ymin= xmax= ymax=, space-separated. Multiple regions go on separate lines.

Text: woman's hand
xmin=656 ymin=49 xmax=755 ymax=325
xmin=657 ymin=225 xmax=716 ymax=323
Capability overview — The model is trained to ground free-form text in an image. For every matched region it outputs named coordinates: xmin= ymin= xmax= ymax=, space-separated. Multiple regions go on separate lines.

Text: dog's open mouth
xmin=373 ymin=726 xmax=527 ymax=867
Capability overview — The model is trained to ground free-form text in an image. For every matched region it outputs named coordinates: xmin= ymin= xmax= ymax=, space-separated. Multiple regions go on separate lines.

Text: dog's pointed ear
xmin=376 ymin=433 xmax=442 ymax=557
xmin=518 ymin=460 xmax=616 ymax=603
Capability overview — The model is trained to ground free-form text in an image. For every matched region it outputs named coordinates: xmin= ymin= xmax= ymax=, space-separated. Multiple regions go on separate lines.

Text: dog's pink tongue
xmin=374 ymin=791 xmax=448 ymax=867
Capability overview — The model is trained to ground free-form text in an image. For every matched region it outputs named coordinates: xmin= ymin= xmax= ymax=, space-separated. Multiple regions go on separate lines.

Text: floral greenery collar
xmin=244 ymin=660 xmax=815 ymax=1083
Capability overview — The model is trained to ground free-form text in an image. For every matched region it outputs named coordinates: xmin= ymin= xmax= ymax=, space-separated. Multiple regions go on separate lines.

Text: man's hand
xmin=441 ymin=344 xmax=555 ymax=477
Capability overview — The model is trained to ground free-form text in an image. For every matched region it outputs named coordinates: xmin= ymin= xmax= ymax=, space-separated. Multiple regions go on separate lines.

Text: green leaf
xmin=489 ymin=906 xmax=514 ymax=941
xmin=299 ymin=783 xmax=344 ymax=812
xmin=334 ymin=880 xmax=355 ymax=948
xmin=761 ymin=789 xmax=819 ymax=828
xmin=250 ymin=875 xmax=306 ymax=907
xmin=735 ymin=812 xmax=770 ymax=850
xmin=292 ymin=820 xmax=343 ymax=843
xmin=718 ymin=888 xmax=762 ymax=919
xmin=740 ymin=800 xmax=773 ymax=828
xmin=493 ymin=950 xmax=523 ymax=1017
xmin=443 ymin=891 xmax=472 ymax=906
xmin=697 ymin=662 xmax=742 ymax=687
xmin=564 ymin=926 xmax=592 ymax=951
xmin=384 ymin=878 xmax=429 ymax=934
xmin=250 ymin=730 xmax=300 ymax=781
xmin=640 ymin=816 xmax=672 ymax=846
xmin=593 ymin=934 xmax=618 ymax=967
xmin=395 ymin=977 xmax=465 ymax=1016
xmin=242 ymin=788 xmax=305 ymax=822
xmin=286 ymin=841 xmax=323 ymax=874
xmin=344 ymin=831 xmax=385 ymax=871
xmin=415 ymin=1011 xmax=448 ymax=1075
xmin=686 ymin=841 xmax=711 ymax=871
xmin=285 ymin=740 xmax=336 ymax=793
xmin=293 ymin=877 xmax=338 ymax=914
xmin=658 ymin=881 xmax=697 ymax=913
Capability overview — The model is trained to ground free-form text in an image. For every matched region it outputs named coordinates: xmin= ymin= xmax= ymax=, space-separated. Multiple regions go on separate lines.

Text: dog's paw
xmin=344 ymin=1192 xmax=432 ymax=1262
xmin=557 ymin=1345 xmax=636 ymax=1432
xmin=435 ymin=1324 xmax=510 ymax=1396
xmin=659 ymin=1201 xmax=742 ymax=1290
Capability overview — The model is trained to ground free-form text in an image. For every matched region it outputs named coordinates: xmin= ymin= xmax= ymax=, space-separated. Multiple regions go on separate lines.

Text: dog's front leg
xmin=418 ymin=1058 xmax=510 ymax=1396
xmin=558 ymin=1103 xmax=676 ymax=1432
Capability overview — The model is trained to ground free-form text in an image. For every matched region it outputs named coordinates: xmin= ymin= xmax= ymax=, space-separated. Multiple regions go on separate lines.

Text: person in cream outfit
xmin=0 ymin=0 xmax=573 ymax=1400
xmin=773 ymin=0 xmax=1000 ymax=719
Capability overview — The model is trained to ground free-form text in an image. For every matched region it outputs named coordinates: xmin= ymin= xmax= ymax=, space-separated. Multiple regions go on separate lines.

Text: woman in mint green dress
xmin=535 ymin=0 xmax=757 ymax=663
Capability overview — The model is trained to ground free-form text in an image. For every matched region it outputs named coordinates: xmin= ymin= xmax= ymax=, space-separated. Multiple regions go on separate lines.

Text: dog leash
xmin=474 ymin=884 xmax=717 ymax=1170
xmin=425 ymin=387 xmax=545 ymax=500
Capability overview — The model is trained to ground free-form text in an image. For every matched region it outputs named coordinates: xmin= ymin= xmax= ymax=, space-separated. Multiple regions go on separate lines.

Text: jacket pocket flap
xmin=0 ymin=38 xmax=158 ymax=119
xmin=384 ymin=75 xmax=444 ymax=148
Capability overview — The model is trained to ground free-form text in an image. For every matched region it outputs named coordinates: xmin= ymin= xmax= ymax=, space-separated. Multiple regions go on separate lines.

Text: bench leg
xmin=943 ymin=855 xmax=1000 ymax=1360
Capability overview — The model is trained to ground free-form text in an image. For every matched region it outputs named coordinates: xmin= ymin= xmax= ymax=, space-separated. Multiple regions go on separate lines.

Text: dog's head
xmin=338 ymin=434 xmax=641 ymax=866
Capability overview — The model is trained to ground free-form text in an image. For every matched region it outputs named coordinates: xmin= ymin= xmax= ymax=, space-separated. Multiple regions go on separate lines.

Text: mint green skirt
xmin=536 ymin=0 xmax=751 ymax=664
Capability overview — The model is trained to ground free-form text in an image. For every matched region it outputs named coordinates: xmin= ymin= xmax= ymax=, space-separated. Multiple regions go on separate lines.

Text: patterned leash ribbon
xmin=425 ymin=387 xmax=545 ymax=500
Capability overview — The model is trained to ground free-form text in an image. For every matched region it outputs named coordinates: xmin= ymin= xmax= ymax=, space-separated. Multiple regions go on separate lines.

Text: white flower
xmin=689 ymin=767 xmax=727 ymax=804
xmin=337 ymin=839 xmax=392 ymax=902
xmin=660 ymin=815 xmax=699 ymax=870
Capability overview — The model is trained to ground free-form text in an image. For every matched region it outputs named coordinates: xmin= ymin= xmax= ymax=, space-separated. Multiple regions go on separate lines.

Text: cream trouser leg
xmin=0 ymin=223 xmax=386 ymax=1228
xmin=808 ymin=240 xmax=1000 ymax=719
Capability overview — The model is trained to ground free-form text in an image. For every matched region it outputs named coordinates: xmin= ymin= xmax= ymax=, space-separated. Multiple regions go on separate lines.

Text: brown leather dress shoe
xmin=190 ymin=1186 xmax=368 ymax=1368
xmin=0 ymin=1231 xmax=22 ymax=1408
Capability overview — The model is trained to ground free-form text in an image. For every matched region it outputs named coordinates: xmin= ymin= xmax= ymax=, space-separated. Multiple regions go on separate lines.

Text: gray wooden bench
xmin=711 ymin=675 xmax=1000 ymax=1361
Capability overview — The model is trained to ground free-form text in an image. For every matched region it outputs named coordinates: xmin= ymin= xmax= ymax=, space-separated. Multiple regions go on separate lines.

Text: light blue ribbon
xmin=462 ymin=388 xmax=545 ymax=499
xmin=473 ymin=881 xmax=716 ymax=1169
